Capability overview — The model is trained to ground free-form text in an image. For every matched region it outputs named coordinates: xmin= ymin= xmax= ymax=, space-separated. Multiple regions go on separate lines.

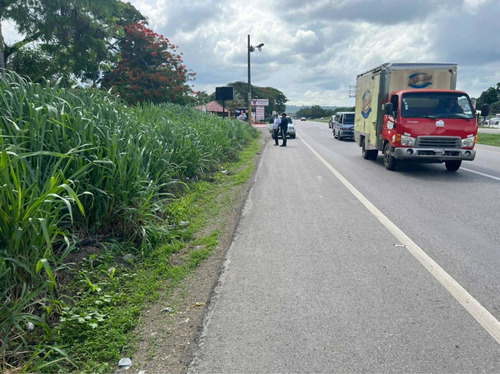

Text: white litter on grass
xmin=118 ymin=357 xmax=132 ymax=368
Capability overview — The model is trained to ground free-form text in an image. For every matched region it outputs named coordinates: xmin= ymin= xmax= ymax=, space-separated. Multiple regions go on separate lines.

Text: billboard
xmin=216 ymin=86 xmax=234 ymax=101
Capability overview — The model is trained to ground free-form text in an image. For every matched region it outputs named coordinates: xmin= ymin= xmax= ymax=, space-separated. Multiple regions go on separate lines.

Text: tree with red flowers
xmin=101 ymin=22 xmax=195 ymax=105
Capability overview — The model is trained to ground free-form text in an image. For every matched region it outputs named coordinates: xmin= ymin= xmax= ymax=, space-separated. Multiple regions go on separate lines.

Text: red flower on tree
xmin=101 ymin=22 xmax=196 ymax=105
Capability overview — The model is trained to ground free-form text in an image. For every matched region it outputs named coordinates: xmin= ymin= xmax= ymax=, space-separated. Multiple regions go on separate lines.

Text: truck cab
xmin=383 ymin=89 xmax=478 ymax=171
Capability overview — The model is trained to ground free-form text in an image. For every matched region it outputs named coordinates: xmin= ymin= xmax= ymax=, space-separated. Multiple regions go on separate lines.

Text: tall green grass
xmin=0 ymin=71 xmax=257 ymax=371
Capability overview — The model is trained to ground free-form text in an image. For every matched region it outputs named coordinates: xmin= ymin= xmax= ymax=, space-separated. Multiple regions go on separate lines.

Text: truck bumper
xmin=393 ymin=148 xmax=476 ymax=161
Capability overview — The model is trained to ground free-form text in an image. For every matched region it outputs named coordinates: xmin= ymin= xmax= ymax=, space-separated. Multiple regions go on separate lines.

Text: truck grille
xmin=415 ymin=136 xmax=461 ymax=149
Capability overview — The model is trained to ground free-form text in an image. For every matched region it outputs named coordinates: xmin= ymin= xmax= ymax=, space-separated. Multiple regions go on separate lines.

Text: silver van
xmin=332 ymin=112 xmax=355 ymax=140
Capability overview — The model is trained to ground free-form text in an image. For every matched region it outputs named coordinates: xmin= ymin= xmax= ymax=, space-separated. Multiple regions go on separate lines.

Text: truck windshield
xmin=401 ymin=92 xmax=475 ymax=119
xmin=343 ymin=114 xmax=355 ymax=124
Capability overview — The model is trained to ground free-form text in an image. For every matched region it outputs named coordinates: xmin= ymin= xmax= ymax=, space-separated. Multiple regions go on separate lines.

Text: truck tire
xmin=361 ymin=139 xmax=370 ymax=159
xmin=445 ymin=160 xmax=462 ymax=171
xmin=362 ymin=139 xmax=378 ymax=160
xmin=383 ymin=143 xmax=397 ymax=170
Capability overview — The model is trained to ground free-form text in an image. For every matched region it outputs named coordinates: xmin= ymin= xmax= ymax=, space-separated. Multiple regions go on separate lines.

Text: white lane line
xmin=300 ymin=135 xmax=500 ymax=345
xmin=462 ymin=168 xmax=500 ymax=181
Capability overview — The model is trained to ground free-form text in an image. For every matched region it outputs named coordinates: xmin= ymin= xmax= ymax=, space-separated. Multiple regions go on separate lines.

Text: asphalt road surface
xmin=188 ymin=121 xmax=500 ymax=373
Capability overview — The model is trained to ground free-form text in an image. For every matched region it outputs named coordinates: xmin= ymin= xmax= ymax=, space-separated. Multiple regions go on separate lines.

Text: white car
xmin=328 ymin=115 xmax=335 ymax=128
xmin=286 ymin=118 xmax=296 ymax=138
xmin=488 ymin=118 xmax=500 ymax=128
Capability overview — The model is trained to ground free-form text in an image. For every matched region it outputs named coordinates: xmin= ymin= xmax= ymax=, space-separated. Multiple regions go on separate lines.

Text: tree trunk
xmin=0 ymin=20 xmax=6 ymax=71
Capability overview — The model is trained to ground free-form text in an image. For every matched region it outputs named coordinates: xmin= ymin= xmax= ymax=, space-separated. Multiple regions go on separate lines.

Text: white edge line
xmin=462 ymin=167 xmax=500 ymax=181
xmin=300 ymin=135 xmax=500 ymax=345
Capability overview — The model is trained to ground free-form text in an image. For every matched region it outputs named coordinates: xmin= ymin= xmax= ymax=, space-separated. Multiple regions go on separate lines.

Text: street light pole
xmin=247 ymin=34 xmax=252 ymax=126
xmin=247 ymin=34 xmax=264 ymax=126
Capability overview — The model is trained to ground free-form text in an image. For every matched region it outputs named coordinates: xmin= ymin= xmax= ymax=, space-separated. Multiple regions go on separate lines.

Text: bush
xmin=0 ymin=71 xmax=257 ymax=372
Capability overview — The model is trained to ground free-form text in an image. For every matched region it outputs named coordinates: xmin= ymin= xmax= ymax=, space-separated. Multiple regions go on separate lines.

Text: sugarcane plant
xmin=0 ymin=70 xmax=257 ymax=372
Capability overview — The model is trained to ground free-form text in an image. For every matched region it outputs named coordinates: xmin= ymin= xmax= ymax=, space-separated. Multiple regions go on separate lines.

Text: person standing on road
xmin=273 ymin=113 xmax=281 ymax=146
xmin=280 ymin=113 xmax=288 ymax=147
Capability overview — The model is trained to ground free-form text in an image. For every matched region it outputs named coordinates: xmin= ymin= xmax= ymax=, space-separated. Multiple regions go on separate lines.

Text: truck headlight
xmin=462 ymin=137 xmax=475 ymax=148
xmin=400 ymin=135 xmax=415 ymax=146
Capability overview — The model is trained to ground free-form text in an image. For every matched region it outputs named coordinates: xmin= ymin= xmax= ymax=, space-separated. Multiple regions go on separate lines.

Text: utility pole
xmin=247 ymin=35 xmax=264 ymax=126
xmin=248 ymin=35 xmax=252 ymax=126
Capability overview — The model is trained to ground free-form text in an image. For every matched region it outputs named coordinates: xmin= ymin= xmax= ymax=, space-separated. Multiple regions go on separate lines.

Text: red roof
xmin=205 ymin=101 xmax=229 ymax=113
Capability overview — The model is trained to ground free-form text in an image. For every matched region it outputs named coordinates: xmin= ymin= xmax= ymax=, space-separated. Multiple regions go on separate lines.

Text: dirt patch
xmin=129 ymin=128 xmax=267 ymax=374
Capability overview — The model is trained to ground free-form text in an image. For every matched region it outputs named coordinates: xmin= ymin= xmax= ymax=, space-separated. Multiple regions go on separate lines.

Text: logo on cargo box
xmin=408 ymin=73 xmax=432 ymax=88
xmin=361 ymin=90 xmax=372 ymax=119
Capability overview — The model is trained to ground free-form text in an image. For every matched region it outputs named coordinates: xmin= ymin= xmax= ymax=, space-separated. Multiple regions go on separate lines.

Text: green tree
xmin=310 ymin=105 xmax=326 ymax=118
xmin=194 ymin=91 xmax=211 ymax=106
xmin=489 ymin=100 xmax=500 ymax=116
xmin=324 ymin=109 xmax=335 ymax=118
xmin=295 ymin=107 xmax=310 ymax=118
xmin=100 ymin=22 xmax=195 ymax=105
xmin=259 ymin=86 xmax=288 ymax=115
xmin=210 ymin=81 xmax=288 ymax=118
xmin=0 ymin=0 xmax=145 ymax=84
xmin=334 ymin=106 xmax=355 ymax=113
xmin=296 ymin=105 xmax=355 ymax=119
xmin=477 ymin=87 xmax=499 ymax=107
xmin=209 ymin=81 xmax=247 ymax=107
xmin=296 ymin=106 xmax=326 ymax=118
xmin=7 ymin=45 xmax=63 ymax=84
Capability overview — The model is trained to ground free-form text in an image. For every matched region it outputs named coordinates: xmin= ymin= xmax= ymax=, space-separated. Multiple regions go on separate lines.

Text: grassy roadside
xmin=0 ymin=71 xmax=259 ymax=373
xmin=477 ymin=133 xmax=500 ymax=147
xmin=44 ymin=135 xmax=263 ymax=373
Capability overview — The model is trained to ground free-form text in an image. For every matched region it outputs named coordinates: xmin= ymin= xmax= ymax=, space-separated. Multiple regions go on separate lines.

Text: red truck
xmin=354 ymin=63 xmax=489 ymax=171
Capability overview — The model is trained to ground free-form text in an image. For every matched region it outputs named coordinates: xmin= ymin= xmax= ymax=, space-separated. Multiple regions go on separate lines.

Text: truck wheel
xmin=337 ymin=132 xmax=342 ymax=141
xmin=333 ymin=129 xmax=337 ymax=139
xmin=361 ymin=139 xmax=370 ymax=159
xmin=445 ymin=160 xmax=462 ymax=171
xmin=368 ymin=150 xmax=378 ymax=160
xmin=362 ymin=139 xmax=378 ymax=160
xmin=383 ymin=143 xmax=397 ymax=170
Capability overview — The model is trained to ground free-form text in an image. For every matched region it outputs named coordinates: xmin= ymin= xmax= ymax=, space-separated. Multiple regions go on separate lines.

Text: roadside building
xmin=195 ymin=101 xmax=229 ymax=117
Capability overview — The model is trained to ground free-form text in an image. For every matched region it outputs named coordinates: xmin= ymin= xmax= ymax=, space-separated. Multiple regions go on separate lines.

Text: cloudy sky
xmin=3 ymin=0 xmax=499 ymax=107
xmin=122 ymin=0 xmax=500 ymax=107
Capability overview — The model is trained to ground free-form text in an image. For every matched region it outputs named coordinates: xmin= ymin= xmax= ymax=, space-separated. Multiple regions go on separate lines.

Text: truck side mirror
xmin=385 ymin=102 xmax=393 ymax=115
xmin=481 ymin=104 xmax=490 ymax=117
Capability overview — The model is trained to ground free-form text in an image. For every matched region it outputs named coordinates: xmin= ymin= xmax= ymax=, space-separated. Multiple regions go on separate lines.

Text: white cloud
xmin=2 ymin=19 xmax=22 ymax=44
xmin=463 ymin=0 xmax=491 ymax=13
xmin=293 ymin=29 xmax=321 ymax=53
xmin=3 ymin=0 xmax=499 ymax=107
xmin=113 ymin=0 xmax=500 ymax=104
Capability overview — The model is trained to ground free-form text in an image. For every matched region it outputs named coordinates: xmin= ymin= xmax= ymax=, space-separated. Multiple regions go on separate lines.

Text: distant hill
xmin=286 ymin=105 xmax=338 ymax=114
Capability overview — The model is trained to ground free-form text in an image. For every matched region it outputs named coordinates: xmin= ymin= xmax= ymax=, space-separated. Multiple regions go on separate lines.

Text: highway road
xmin=189 ymin=120 xmax=500 ymax=373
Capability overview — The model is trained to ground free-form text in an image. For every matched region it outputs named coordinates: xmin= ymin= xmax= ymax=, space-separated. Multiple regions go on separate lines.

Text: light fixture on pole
xmin=247 ymin=35 xmax=264 ymax=125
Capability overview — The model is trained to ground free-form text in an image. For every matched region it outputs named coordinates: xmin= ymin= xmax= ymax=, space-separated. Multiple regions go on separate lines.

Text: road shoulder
xmin=129 ymin=128 xmax=268 ymax=374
